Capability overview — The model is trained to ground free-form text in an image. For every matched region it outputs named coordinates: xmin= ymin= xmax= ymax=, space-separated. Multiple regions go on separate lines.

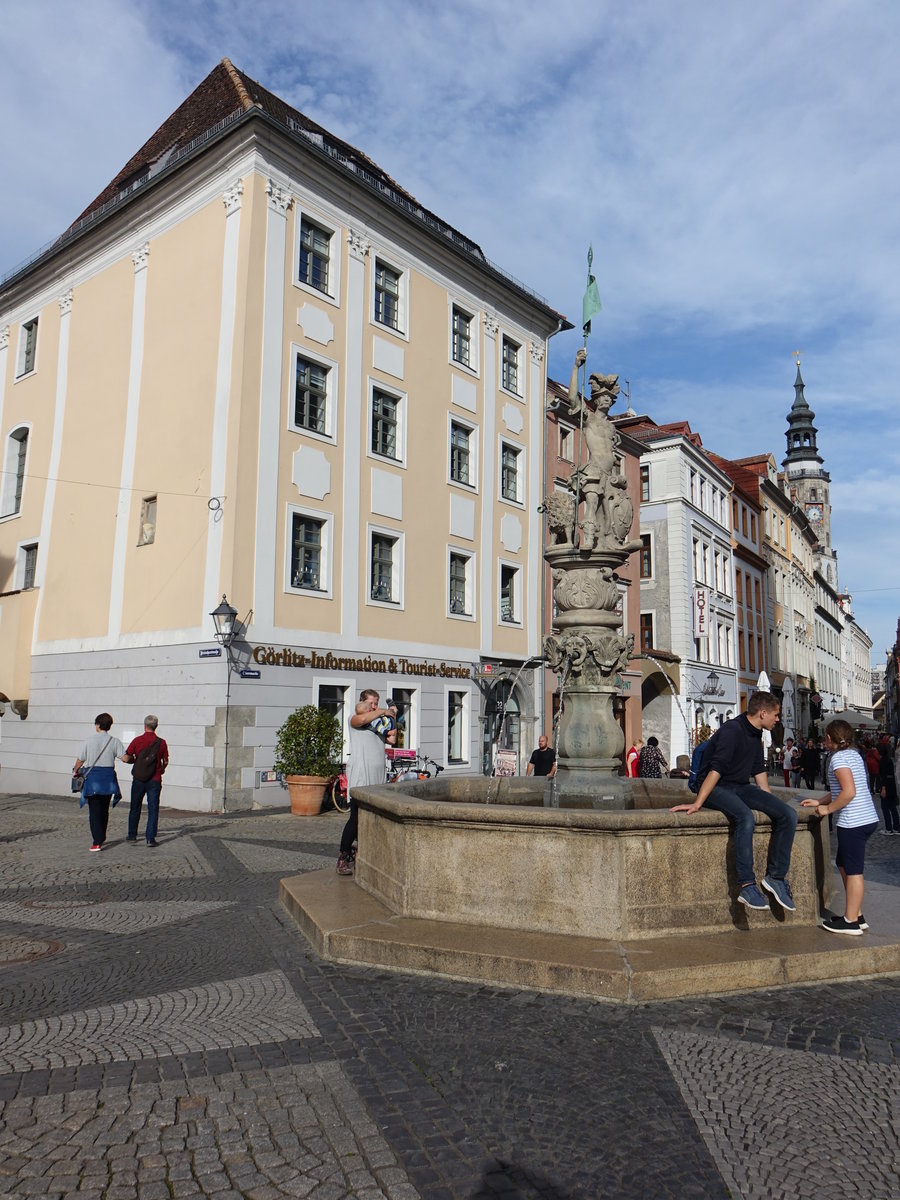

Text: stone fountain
xmin=279 ymin=350 xmax=860 ymax=1002
xmin=543 ymin=348 xmax=642 ymax=803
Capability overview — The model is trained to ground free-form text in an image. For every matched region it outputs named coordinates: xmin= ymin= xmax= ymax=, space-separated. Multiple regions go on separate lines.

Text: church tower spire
xmin=781 ymin=356 xmax=837 ymax=588
xmin=783 ymin=362 xmax=823 ymax=468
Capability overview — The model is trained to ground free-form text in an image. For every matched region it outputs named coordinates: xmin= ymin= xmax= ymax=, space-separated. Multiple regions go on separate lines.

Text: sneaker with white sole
xmin=761 ymin=875 xmax=796 ymax=912
xmin=821 ymin=913 xmax=862 ymax=935
xmin=336 ymin=852 xmax=354 ymax=876
xmin=90 ymin=844 xmax=102 ymax=852
xmin=738 ymin=883 xmax=768 ymax=910
xmin=857 ymin=913 xmax=869 ymax=931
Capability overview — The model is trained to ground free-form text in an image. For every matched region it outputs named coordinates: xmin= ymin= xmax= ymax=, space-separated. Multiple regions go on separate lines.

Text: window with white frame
xmin=640 ymin=534 xmax=652 ymax=579
xmin=447 ymin=689 xmax=469 ymax=763
xmin=1 ymin=428 xmax=29 ymax=517
xmin=640 ymin=612 xmax=654 ymax=651
xmin=451 ymin=305 xmax=472 ymax=367
xmin=448 ymin=549 xmax=474 ymax=617
xmin=369 ymin=528 xmax=402 ymax=605
xmin=640 ymin=463 xmax=650 ymax=502
xmin=316 ymin=681 xmax=351 ymax=759
xmin=20 ymin=542 xmax=37 ymax=590
xmin=298 ymin=217 xmax=333 ymax=295
xmin=387 ymin=686 xmax=417 ymax=749
xmin=500 ymin=441 xmax=523 ymax=504
xmin=450 ymin=420 xmax=475 ymax=487
xmin=558 ymin=424 xmax=573 ymax=461
xmin=138 ymin=496 xmax=157 ymax=546
xmin=370 ymin=386 xmax=404 ymax=462
xmin=293 ymin=354 xmax=331 ymax=436
xmin=16 ymin=318 xmax=38 ymax=378
xmin=288 ymin=508 xmax=331 ymax=593
xmin=501 ymin=335 xmax=520 ymax=394
xmin=499 ymin=562 xmax=521 ymax=624
xmin=374 ymin=259 xmax=402 ymax=331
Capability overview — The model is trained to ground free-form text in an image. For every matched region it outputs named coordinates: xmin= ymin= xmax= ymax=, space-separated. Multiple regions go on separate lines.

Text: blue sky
xmin=3 ymin=0 xmax=898 ymax=664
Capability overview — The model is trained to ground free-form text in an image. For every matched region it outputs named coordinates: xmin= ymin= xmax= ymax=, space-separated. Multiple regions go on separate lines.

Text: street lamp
xmin=211 ymin=595 xmax=239 ymax=648
xmin=209 ymin=595 xmax=250 ymax=813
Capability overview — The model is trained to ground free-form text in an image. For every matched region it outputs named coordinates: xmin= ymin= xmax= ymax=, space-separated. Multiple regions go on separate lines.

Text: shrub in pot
xmin=273 ymin=705 xmax=343 ymax=815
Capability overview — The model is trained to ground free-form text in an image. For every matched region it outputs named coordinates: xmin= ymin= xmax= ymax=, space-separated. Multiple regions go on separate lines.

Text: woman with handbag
xmin=72 ymin=713 xmax=126 ymax=852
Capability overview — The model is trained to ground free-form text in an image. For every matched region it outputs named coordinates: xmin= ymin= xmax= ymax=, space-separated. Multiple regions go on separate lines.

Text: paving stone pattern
xmin=1 ymin=795 xmax=899 ymax=1199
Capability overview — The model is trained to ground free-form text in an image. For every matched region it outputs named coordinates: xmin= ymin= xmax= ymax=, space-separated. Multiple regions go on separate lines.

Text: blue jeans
xmin=129 ymin=779 xmax=161 ymax=841
xmin=704 ymin=783 xmax=798 ymax=886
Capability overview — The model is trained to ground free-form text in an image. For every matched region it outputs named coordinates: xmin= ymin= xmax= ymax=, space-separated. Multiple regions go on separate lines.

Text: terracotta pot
xmin=285 ymin=774 xmax=327 ymax=816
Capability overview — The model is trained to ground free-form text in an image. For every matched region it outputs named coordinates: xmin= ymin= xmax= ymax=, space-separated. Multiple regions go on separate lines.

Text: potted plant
xmin=273 ymin=705 xmax=343 ymax=816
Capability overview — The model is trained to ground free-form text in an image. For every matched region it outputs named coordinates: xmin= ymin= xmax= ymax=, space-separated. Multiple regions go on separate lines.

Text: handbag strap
xmin=82 ymin=736 xmax=113 ymax=780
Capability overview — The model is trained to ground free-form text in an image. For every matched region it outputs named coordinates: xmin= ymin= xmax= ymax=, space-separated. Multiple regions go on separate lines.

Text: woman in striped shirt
xmin=801 ymin=720 xmax=878 ymax=935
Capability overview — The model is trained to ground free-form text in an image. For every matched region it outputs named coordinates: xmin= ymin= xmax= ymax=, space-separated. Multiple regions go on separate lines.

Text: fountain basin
xmin=349 ymin=777 xmax=825 ymax=940
xmin=280 ymin=776 xmax=900 ymax=1001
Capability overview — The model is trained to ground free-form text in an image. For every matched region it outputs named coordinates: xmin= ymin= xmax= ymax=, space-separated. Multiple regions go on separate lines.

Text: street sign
xmin=199 ymin=647 xmax=222 ymax=658
xmin=239 ymin=668 xmax=261 ymax=679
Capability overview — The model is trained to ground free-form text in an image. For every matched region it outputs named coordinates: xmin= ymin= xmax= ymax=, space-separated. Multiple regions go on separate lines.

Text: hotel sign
xmin=250 ymin=646 xmax=472 ymax=679
xmin=692 ymin=587 xmax=709 ymax=637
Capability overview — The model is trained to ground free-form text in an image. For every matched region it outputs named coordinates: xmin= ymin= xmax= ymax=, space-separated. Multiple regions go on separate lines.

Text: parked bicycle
xmin=386 ymin=748 xmax=445 ymax=782
xmin=324 ymin=765 xmax=350 ymax=812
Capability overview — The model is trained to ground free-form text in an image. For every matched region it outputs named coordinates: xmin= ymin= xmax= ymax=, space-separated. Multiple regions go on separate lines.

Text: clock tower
xmin=782 ymin=361 xmax=838 ymax=586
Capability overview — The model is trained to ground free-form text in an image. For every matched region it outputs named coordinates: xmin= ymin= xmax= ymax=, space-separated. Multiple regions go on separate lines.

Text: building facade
xmin=616 ymin=416 xmax=738 ymax=762
xmin=0 ymin=60 xmax=566 ymax=807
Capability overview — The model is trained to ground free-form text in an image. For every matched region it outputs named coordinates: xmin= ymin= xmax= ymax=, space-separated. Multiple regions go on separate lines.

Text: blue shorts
xmin=835 ymin=822 xmax=878 ymax=875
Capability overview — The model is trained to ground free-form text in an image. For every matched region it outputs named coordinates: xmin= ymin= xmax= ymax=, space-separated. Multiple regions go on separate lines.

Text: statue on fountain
xmin=541 ymin=347 xmax=642 ymax=802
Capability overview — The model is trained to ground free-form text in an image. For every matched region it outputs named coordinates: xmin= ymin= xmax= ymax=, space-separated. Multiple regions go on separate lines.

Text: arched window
xmin=1 ymin=427 xmax=29 ymax=517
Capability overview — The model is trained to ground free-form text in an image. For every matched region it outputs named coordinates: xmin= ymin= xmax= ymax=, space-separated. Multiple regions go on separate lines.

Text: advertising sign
xmin=692 ymin=587 xmax=709 ymax=637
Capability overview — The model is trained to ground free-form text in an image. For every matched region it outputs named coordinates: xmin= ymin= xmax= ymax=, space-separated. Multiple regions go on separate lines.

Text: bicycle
xmin=386 ymin=749 xmax=445 ymax=782
xmin=324 ymin=765 xmax=350 ymax=812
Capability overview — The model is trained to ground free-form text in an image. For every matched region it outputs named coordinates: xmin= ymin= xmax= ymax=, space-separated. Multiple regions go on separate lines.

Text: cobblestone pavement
xmin=1 ymin=795 xmax=899 ymax=1199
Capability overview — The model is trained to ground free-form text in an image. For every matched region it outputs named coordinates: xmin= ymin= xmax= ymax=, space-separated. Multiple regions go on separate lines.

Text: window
xmin=448 ymin=551 xmax=473 ymax=617
xmin=371 ymin=388 xmax=400 ymax=461
xmin=735 ymin=570 xmax=743 ymax=604
xmin=290 ymin=512 xmax=326 ymax=591
xmin=138 ymin=496 xmax=157 ymax=546
xmin=739 ymin=631 xmax=746 ymax=671
xmin=294 ymin=356 xmax=330 ymax=434
xmin=317 ymin=682 xmax=349 ymax=758
xmin=499 ymin=563 xmax=521 ymax=624
xmin=451 ymin=305 xmax=472 ymax=367
xmin=640 ymin=464 xmax=650 ymax=502
xmin=750 ymin=513 xmax=757 ymax=541
xmin=21 ymin=543 xmax=37 ymax=590
xmin=375 ymin=259 xmax=401 ymax=330
xmin=640 ymin=612 xmax=654 ymax=651
xmin=501 ymin=336 xmax=520 ymax=394
xmin=500 ymin=442 xmax=522 ymax=504
xmin=388 ymin=687 xmax=416 ymax=749
xmin=1 ymin=428 xmax=28 ymax=517
xmin=369 ymin=530 xmax=401 ymax=605
xmin=640 ymin=534 xmax=652 ymax=579
xmin=559 ymin=425 xmax=573 ymax=462
xmin=299 ymin=218 xmax=331 ymax=294
xmin=450 ymin=421 xmax=473 ymax=486
xmin=16 ymin=318 xmax=38 ymax=378
xmin=447 ymin=690 xmax=468 ymax=763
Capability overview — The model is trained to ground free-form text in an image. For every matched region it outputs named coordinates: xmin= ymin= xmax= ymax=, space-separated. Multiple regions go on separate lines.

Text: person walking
xmin=800 ymin=738 xmax=820 ymax=790
xmin=638 ymin=736 xmax=668 ymax=778
xmin=526 ymin=735 xmax=557 ymax=778
xmin=781 ymin=739 xmax=796 ymax=788
xmin=124 ymin=715 xmax=169 ymax=847
xmin=336 ymin=689 xmax=396 ymax=876
xmin=801 ymin=720 xmax=879 ymax=934
xmin=877 ymin=745 xmax=900 ymax=834
xmin=73 ymin=713 xmax=126 ymax=852
xmin=625 ymin=739 xmax=643 ymax=779
xmin=670 ymin=692 xmax=798 ymax=913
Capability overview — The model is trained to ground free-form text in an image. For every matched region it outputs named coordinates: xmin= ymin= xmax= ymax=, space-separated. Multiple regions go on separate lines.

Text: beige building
xmin=0 ymin=60 xmax=566 ymax=807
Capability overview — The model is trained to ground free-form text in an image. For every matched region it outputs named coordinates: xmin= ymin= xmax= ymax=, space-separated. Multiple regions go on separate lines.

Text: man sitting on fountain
xmin=670 ymin=692 xmax=798 ymax=913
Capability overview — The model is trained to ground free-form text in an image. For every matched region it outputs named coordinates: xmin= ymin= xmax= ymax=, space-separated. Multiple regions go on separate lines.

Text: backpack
xmin=132 ymin=738 xmax=160 ymax=781
xmin=688 ymin=737 xmax=715 ymax=793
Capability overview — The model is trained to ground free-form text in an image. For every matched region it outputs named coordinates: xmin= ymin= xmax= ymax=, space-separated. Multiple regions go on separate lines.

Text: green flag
xmin=582 ymin=246 xmax=602 ymax=332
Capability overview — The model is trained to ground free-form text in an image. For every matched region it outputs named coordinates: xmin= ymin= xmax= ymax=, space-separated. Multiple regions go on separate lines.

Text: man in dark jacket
xmin=800 ymin=738 xmax=820 ymax=790
xmin=670 ymin=692 xmax=797 ymax=913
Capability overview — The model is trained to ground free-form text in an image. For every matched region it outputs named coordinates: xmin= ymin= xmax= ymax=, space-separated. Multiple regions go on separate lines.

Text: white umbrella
xmin=781 ymin=677 xmax=795 ymax=743
xmin=756 ymin=671 xmax=772 ymax=755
